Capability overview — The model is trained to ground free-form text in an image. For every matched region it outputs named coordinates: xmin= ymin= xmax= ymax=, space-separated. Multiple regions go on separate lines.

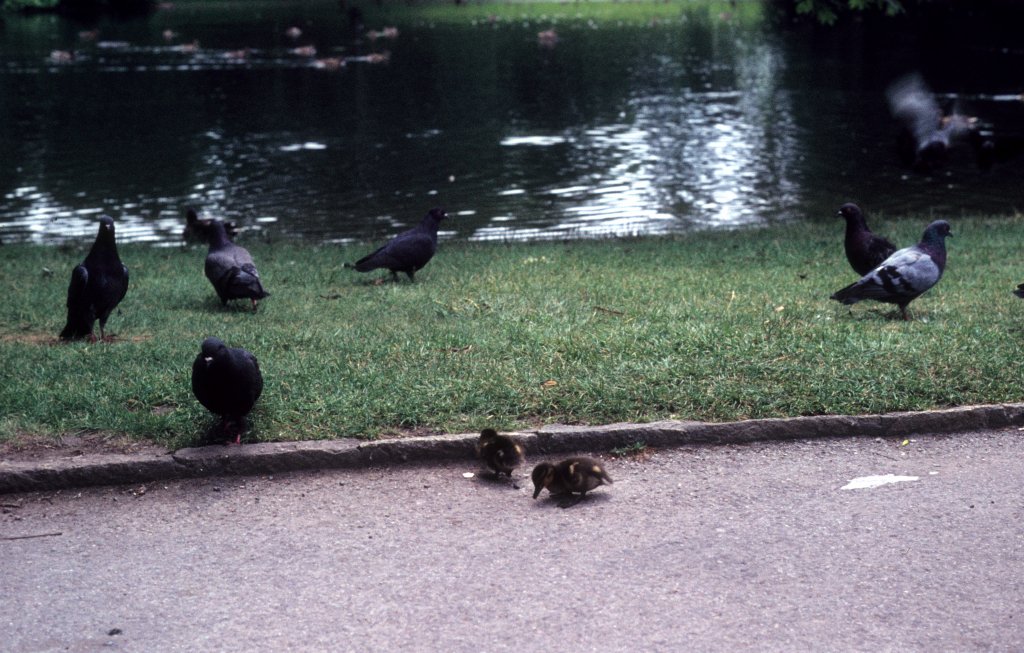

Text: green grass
xmin=3 ymin=214 xmax=1024 ymax=449
xmin=363 ymin=0 xmax=761 ymax=27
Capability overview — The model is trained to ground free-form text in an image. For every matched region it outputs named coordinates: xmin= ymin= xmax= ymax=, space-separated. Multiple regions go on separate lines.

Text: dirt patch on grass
xmin=376 ymin=425 xmax=446 ymax=440
xmin=0 ymin=431 xmax=168 ymax=463
xmin=1 ymin=333 xmax=152 ymax=345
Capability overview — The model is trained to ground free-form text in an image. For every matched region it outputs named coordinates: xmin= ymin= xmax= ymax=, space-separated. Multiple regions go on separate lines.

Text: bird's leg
xmin=900 ymin=306 xmax=910 ymax=321
xmin=250 ymin=299 xmax=258 ymax=313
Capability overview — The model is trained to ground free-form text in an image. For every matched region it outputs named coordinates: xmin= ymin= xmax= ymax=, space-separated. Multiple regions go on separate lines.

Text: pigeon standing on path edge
xmin=191 ymin=337 xmax=264 ymax=444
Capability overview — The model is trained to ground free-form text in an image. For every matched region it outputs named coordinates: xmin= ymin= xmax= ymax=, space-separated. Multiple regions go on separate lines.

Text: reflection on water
xmin=0 ymin=2 xmax=1022 ymax=245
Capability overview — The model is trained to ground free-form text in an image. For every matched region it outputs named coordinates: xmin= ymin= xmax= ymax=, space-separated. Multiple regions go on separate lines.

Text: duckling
xmin=532 ymin=457 xmax=613 ymax=500
xmin=476 ymin=428 xmax=524 ymax=478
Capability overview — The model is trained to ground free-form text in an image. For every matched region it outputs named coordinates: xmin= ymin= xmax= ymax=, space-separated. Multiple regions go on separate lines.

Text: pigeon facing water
xmin=345 ymin=208 xmax=447 ymax=282
xmin=830 ymin=220 xmax=953 ymax=320
xmin=191 ymin=337 xmax=263 ymax=444
xmin=837 ymin=203 xmax=897 ymax=277
xmin=182 ymin=206 xmax=238 ymax=244
xmin=204 ymin=219 xmax=270 ymax=311
xmin=60 ymin=215 xmax=129 ymax=341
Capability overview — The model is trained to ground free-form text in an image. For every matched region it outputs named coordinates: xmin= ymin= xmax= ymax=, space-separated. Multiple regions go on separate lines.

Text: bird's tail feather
xmin=830 ymin=282 xmax=863 ymax=305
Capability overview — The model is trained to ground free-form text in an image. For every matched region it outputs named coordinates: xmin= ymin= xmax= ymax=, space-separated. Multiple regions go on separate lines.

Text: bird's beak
xmin=204 ymin=356 xmax=213 ymax=363
xmin=532 ymin=486 xmax=542 ymax=499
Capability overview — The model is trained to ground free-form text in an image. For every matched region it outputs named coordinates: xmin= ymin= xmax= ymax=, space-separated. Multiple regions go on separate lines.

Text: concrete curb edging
xmin=2 ymin=402 xmax=1023 ymax=494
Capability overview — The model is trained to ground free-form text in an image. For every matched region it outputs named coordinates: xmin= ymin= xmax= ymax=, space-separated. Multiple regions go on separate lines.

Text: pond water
xmin=0 ymin=1 xmax=1022 ymax=245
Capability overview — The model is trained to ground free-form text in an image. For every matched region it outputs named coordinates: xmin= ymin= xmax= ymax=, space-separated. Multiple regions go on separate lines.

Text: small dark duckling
xmin=532 ymin=457 xmax=613 ymax=501
xmin=476 ymin=428 xmax=524 ymax=478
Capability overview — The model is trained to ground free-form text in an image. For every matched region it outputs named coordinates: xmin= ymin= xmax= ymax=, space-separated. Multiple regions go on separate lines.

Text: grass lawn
xmin=360 ymin=0 xmax=761 ymax=26
xmin=2 ymin=214 xmax=1023 ymax=449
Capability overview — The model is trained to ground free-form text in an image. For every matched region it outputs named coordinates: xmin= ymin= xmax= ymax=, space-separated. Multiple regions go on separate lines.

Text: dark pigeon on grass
xmin=345 ymin=208 xmax=448 ymax=282
xmin=830 ymin=220 xmax=953 ymax=321
xmin=60 ymin=215 xmax=129 ymax=341
xmin=182 ymin=206 xmax=238 ymax=244
xmin=191 ymin=337 xmax=263 ymax=444
xmin=1013 ymin=284 xmax=1024 ymax=299
xmin=837 ymin=203 xmax=897 ymax=276
xmin=204 ymin=219 xmax=269 ymax=311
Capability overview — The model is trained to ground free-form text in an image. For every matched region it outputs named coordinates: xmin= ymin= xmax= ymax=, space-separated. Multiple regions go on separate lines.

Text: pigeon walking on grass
xmin=830 ymin=220 xmax=953 ymax=321
xmin=204 ymin=219 xmax=269 ymax=311
xmin=191 ymin=337 xmax=263 ymax=444
xmin=837 ymin=203 xmax=897 ymax=276
xmin=345 ymin=208 xmax=447 ymax=282
xmin=60 ymin=215 xmax=129 ymax=341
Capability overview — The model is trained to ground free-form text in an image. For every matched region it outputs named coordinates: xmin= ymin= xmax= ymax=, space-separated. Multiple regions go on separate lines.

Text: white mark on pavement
xmin=841 ymin=474 xmax=920 ymax=490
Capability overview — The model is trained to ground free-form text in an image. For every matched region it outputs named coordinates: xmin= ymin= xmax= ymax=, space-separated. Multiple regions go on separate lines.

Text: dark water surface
xmin=1 ymin=1 xmax=1022 ymax=245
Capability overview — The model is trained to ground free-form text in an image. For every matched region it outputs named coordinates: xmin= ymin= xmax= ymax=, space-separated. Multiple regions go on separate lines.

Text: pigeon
xmin=345 ymin=208 xmax=448 ymax=282
xmin=191 ymin=337 xmax=263 ymax=444
xmin=182 ymin=206 xmax=238 ymax=244
xmin=60 ymin=215 xmax=129 ymax=341
xmin=830 ymin=220 xmax=953 ymax=320
xmin=204 ymin=219 xmax=270 ymax=311
xmin=532 ymin=457 xmax=613 ymax=505
xmin=1013 ymin=284 xmax=1024 ymax=299
xmin=886 ymin=74 xmax=984 ymax=172
xmin=476 ymin=428 xmax=525 ymax=478
xmin=837 ymin=203 xmax=897 ymax=276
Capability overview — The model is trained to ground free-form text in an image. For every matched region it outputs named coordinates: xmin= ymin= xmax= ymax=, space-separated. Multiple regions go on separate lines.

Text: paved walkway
xmin=3 ymin=429 xmax=1023 ymax=652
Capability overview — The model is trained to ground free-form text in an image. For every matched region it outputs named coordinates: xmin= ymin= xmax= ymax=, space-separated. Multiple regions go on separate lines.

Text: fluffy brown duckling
xmin=476 ymin=428 xmax=524 ymax=478
xmin=532 ymin=457 xmax=613 ymax=501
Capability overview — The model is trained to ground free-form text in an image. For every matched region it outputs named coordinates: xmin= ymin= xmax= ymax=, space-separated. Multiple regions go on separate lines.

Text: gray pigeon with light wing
xmin=830 ymin=220 xmax=952 ymax=320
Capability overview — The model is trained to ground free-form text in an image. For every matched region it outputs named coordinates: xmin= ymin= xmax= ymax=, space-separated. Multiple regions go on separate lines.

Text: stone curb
xmin=2 ymin=403 xmax=1023 ymax=494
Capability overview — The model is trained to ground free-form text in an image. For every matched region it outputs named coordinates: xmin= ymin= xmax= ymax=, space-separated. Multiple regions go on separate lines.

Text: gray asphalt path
xmin=2 ymin=429 xmax=1023 ymax=652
